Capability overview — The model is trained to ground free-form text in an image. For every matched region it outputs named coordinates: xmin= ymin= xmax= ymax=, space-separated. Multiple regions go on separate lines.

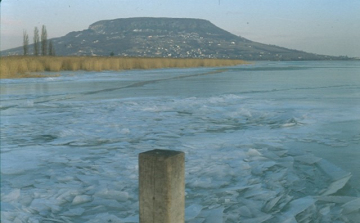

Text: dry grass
xmin=0 ymin=56 xmax=249 ymax=79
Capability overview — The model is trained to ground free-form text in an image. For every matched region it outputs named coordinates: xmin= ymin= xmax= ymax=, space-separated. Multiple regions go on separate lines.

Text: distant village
xmin=116 ymin=31 xmax=234 ymax=59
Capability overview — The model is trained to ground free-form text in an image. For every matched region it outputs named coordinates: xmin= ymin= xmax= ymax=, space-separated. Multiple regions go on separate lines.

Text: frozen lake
xmin=1 ymin=61 xmax=360 ymax=222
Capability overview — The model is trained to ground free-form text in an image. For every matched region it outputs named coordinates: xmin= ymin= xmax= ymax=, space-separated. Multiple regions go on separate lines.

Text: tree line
xmin=23 ymin=25 xmax=55 ymax=56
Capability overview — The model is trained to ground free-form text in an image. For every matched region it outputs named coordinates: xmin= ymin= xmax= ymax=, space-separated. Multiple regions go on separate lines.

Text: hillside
xmin=1 ymin=17 xmax=341 ymax=60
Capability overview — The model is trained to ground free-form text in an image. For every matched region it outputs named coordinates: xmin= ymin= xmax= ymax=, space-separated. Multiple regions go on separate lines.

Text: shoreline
xmin=0 ymin=56 xmax=248 ymax=79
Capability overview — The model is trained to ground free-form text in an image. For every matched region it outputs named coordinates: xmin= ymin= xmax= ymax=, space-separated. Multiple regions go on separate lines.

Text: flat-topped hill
xmin=1 ymin=17 xmax=343 ymax=60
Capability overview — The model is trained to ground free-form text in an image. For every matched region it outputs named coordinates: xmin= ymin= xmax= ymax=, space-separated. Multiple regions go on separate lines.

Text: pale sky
xmin=1 ymin=0 xmax=360 ymax=57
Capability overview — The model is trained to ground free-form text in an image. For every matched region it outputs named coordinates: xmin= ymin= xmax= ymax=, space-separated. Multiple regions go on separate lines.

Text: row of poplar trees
xmin=23 ymin=25 xmax=55 ymax=56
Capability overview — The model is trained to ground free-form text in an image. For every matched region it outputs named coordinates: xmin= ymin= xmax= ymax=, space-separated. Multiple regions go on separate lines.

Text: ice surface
xmin=294 ymin=154 xmax=322 ymax=164
xmin=1 ymin=63 xmax=359 ymax=222
xmin=72 ymin=195 xmax=92 ymax=205
xmin=342 ymin=198 xmax=360 ymax=214
xmin=85 ymin=213 xmax=123 ymax=223
xmin=121 ymin=215 xmax=139 ymax=222
xmin=1 ymin=150 xmax=46 ymax=175
xmin=1 ymin=189 xmax=21 ymax=202
xmin=316 ymin=196 xmax=358 ymax=204
xmin=62 ymin=207 xmax=85 ymax=216
xmin=186 ymin=204 xmax=203 ymax=220
xmin=263 ymin=194 xmax=283 ymax=213
xmin=321 ymin=175 xmax=352 ymax=196
xmin=241 ymin=214 xmax=272 ymax=223
xmin=285 ymin=196 xmax=315 ymax=216
xmin=204 ymin=207 xmax=224 ymax=223
xmin=317 ymin=159 xmax=352 ymax=181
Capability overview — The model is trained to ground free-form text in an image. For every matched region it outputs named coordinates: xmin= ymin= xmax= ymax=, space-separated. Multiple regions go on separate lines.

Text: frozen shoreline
xmin=1 ymin=62 xmax=360 ymax=222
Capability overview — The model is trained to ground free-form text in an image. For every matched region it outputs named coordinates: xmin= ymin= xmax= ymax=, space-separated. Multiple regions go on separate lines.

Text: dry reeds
xmin=0 ymin=56 xmax=248 ymax=79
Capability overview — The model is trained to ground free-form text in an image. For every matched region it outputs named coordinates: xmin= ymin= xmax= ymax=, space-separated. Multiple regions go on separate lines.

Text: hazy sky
xmin=1 ymin=0 xmax=360 ymax=57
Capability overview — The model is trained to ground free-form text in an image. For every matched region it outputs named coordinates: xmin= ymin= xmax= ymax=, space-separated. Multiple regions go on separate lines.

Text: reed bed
xmin=0 ymin=56 xmax=248 ymax=79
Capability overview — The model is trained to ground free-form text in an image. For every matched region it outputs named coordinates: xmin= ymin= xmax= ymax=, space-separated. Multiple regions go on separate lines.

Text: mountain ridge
xmin=1 ymin=17 xmax=348 ymax=60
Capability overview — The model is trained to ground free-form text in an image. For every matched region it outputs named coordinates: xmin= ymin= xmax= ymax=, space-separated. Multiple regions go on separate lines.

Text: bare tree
xmin=41 ymin=25 xmax=48 ymax=56
xmin=33 ymin=27 xmax=40 ymax=56
xmin=23 ymin=30 xmax=29 ymax=55
xmin=48 ymin=40 xmax=55 ymax=56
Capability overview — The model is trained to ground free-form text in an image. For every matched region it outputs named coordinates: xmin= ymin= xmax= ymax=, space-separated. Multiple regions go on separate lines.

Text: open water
xmin=1 ymin=61 xmax=360 ymax=222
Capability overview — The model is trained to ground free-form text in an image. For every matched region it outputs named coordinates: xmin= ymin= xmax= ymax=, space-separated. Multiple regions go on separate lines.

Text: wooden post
xmin=139 ymin=149 xmax=185 ymax=223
